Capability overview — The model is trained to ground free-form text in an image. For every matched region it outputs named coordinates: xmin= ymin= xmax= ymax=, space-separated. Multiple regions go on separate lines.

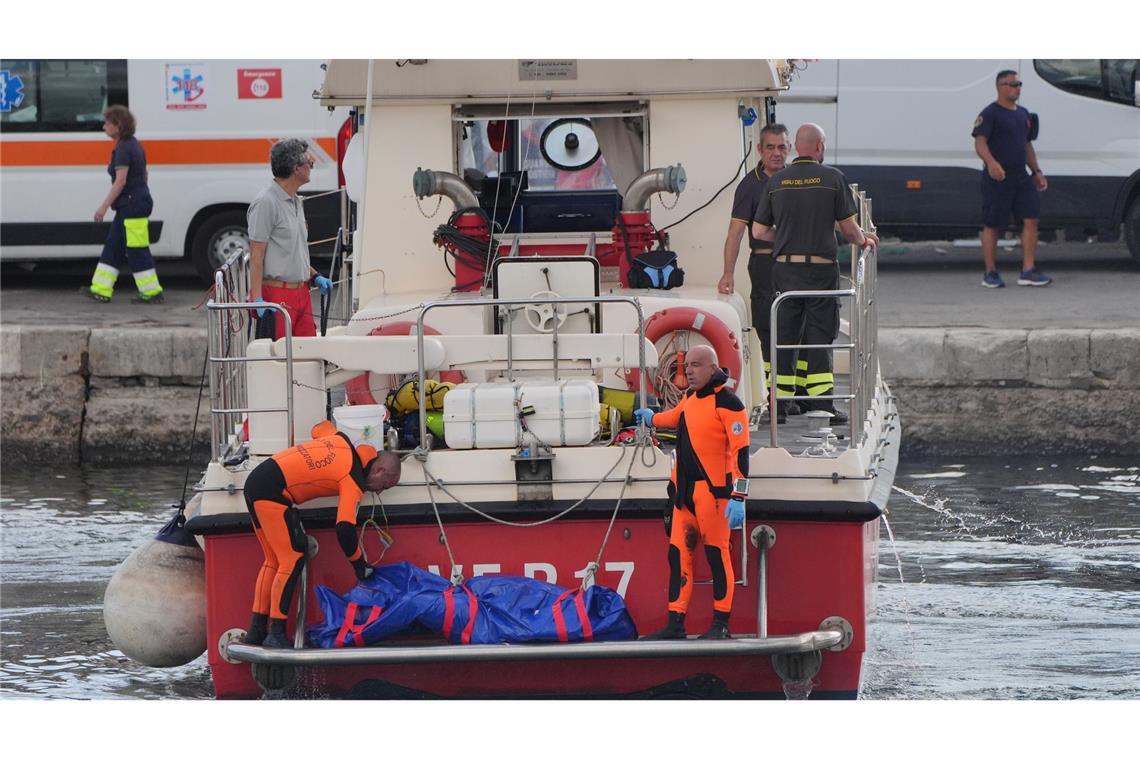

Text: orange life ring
xmin=344 ymin=321 xmax=466 ymax=405
xmin=624 ymin=307 xmax=742 ymax=395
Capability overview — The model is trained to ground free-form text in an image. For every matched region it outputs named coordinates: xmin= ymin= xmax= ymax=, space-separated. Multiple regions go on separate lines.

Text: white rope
xmin=422 ymin=467 xmax=462 ymax=584
xmin=581 ymin=438 xmax=643 ymax=589
xmin=420 ymin=444 xmax=634 ymax=528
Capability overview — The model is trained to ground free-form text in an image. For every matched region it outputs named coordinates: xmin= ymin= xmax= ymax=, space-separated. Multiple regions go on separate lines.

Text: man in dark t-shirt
xmin=752 ymin=123 xmax=878 ymax=423
xmin=972 ymin=69 xmax=1052 ymax=288
xmin=719 ymin=123 xmax=790 ymax=382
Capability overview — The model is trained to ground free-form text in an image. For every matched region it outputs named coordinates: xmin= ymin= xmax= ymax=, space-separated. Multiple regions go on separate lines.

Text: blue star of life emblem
xmin=0 ymin=70 xmax=27 ymax=113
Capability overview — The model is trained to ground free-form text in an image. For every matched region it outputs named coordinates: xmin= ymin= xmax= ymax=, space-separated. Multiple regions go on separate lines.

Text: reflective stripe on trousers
xmin=89 ymin=263 xmax=119 ymax=298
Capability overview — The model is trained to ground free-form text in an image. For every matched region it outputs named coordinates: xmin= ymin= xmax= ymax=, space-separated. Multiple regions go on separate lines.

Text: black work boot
xmin=699 ymin=610 xmax=731 ymax=640
xmin=241 ymin=613 xmax=269 ymax=646
xmin=262 ymin=618 xmax=293 ymax=649
xmin=643 ymin=611 xmax=687 ymax=640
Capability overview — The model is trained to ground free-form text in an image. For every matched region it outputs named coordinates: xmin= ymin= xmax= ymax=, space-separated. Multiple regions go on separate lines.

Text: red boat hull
xmin=203 ymin=514 xmax=878 ymax=699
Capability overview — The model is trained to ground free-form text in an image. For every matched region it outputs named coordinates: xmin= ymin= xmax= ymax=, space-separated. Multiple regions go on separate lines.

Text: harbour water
xmin=1 ymin=456 xmax=1137 ymax=700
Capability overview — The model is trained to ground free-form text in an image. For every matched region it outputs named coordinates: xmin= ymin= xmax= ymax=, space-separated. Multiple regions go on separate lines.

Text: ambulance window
xmin=0 ymin=59 xmax=128 ymax=132
xmin=1035 ymin=59 xmax=1139 ymax=107
xmin=1 ymin=61 xmax=38 ymax=125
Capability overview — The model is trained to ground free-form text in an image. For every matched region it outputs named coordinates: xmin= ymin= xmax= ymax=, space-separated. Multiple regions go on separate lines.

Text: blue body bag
xmin=307 ymin=561 xmax=638 ymax=648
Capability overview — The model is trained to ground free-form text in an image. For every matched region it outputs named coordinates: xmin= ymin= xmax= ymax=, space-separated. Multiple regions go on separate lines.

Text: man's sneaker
xmin=981 ymin=270 xmax=1005 ymax=288
xmin=786 ymin=400 xmax=804 ymax=415
xmin=132 ymin=292 xmax=165 ymax=304
xmin=81 ymin=287 xmax=111 ymax=303
xmin=1017 ymin=267 xmax=1053 ymax=287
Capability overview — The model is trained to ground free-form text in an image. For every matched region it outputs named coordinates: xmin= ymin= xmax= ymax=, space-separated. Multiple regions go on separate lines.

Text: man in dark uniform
xmin=972 ymin=70 xmax=1052 ymax=288
xmin=719 ymin=124 xmax=795 ymax=402
xmin=752 ymin=123 xmax=878 ymax=423
xmin=633 ymin=344 xmax=750 ymax=640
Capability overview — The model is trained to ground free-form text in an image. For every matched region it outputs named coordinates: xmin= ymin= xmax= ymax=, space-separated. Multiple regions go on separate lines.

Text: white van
xmin=775 ymin=59 xmax=1140 ymax=264
xmin=0 ymin=59 xmax=350 ymax=281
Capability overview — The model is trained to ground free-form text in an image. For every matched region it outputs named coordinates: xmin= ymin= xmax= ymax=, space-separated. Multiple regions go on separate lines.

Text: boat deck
xmin=757 ymin=375 xmax=855 ymax=456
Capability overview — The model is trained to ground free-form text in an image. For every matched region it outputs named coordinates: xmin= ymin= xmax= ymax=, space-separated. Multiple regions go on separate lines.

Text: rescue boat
xmin=177 ymin=59 xmax=900 ymax=699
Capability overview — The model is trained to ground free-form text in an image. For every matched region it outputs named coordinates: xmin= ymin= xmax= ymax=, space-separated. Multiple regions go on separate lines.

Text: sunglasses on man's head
xmin=1001 ymin=81 xmax=1023 ymax=88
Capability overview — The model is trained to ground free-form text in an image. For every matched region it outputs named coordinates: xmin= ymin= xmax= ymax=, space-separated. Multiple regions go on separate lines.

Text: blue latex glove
xmin=634 ymin=407 xmax=655 ymax=427
xmin=725 ymin=498 xmax=745 ymax=529
xmin=253 ymin=297 xmax=268 ymax=318
xmin=313 ymin=275 xmax=333 ymax=294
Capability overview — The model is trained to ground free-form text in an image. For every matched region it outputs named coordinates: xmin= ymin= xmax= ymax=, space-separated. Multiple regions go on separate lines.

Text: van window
xmin=1034 ymin=59 xmax=1138 ymax=107
xmin=0 ymin=60 xmax=128 ymax=132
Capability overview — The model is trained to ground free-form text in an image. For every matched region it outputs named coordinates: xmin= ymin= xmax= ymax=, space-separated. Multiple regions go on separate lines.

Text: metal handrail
xmin=226 ymin=628 xmax=844 ymax=666
xmin=206 ymin=249 xmax=296 ymax=462
xmin=414 ymin=295 xmax=650 ymax=451
xmin=766 ymin=186 xmax=878 ymax=452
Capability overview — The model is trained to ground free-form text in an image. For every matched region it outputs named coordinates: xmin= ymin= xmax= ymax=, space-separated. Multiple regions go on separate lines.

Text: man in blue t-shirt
xmin=971 ymin=70 xmax=1052 ymax=288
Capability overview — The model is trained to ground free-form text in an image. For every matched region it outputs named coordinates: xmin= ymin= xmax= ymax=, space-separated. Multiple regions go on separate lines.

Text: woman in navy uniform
xmin=87 ymin=105 xmax=165 ymax=303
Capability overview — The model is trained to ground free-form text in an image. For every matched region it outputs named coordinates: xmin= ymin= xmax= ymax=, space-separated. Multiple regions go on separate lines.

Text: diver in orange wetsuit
xmin=241 ymin=421 xmax=402 ymax=648
xmin=634 ymin=344 xmax=750 ymax=640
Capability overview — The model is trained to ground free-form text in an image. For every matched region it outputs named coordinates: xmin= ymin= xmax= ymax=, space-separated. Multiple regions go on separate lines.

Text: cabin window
xmin=457 ymin=112 xmax=644 ymax=234
xmin=1034 ymin=59 xmax=1138 ymax=107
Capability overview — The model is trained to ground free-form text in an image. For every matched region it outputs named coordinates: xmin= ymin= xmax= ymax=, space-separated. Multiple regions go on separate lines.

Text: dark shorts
xmin=981 ymin=172 xmax=1040 ymax=229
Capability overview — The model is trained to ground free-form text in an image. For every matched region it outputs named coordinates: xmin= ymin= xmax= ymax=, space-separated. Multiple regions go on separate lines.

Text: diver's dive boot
xmin=643 ymin=611 xmax=687 ymax=640
xmin=699 ymin=610 xmax=731 ymax=640
xmin=261 ymin=618 xmax=293 ymax=649
xmin=241 ymin=613 xmax=268 ymax=646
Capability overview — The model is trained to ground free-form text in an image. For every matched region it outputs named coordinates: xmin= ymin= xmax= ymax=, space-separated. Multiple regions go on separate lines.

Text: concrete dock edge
xmin=2 ymin=324 xmax=1138 ymax=464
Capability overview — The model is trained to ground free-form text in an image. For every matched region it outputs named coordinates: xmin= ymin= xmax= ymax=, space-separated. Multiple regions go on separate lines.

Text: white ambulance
xmin=0 ymin=59 xmax=351 ymax=281
xmin=775 ymin=59 xmax=1140 ymax=265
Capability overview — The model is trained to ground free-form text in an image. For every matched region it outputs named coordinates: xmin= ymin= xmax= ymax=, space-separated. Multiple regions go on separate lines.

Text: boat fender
xmin=624 ymin=307 xmax=742 ymax=396
xmin=102 ymin=512 xmax=207 ymax=667
xmin=344 ymin=321 xmax=466 ymax=405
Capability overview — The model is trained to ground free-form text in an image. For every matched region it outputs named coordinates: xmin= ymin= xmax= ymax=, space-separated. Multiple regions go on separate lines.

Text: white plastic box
xmin=443 ymin=380 xmax=600 ymax=449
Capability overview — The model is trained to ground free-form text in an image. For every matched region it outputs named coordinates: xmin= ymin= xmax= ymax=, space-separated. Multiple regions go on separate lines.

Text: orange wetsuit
xmin=244 ymin=421 xmax=377 ymax=621
xmin=651 ymin=369 xmax=750 ymax=615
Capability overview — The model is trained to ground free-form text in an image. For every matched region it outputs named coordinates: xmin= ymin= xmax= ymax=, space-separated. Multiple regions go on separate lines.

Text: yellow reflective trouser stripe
xmin=123 ymin=217 xmax=149 ymax=248
xmin=90 ymin=263 xmax=119 ymax=297
xmin=805 ymin=372 xmax=835 ymax=396
xmin=795 ymin=359 xmax=808 ymax=386
xmin=132 ymin=268 xmax=163 ymax=297
xmin=775 ymin=374 xmax=797 ymax=396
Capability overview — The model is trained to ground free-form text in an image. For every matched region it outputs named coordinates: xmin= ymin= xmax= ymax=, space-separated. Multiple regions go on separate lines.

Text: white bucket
xmin=332 ymin=404 xmax=388 ymax=448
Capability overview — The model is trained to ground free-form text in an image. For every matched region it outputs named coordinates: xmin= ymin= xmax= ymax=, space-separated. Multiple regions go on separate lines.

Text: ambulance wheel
xmin=191 ymin=210 xmax=250 ymax=284
xmin=1125 ymin=195 xmax=1140 ymax=269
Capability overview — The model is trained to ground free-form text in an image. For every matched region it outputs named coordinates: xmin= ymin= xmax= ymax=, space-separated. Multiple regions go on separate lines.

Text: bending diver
xmin=242 ymin=421 xmax=402 ymax=648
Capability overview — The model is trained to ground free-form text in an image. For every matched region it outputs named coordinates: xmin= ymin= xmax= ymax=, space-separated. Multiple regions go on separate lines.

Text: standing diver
xmin=242 ymin=421 xmax=402 ymax=648
xmin=635 ymin=344 xmax=750 ymax=639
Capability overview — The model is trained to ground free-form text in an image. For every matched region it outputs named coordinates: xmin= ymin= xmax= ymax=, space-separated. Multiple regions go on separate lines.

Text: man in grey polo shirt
xmin=249 ymin=138 xmax=331 ymax=339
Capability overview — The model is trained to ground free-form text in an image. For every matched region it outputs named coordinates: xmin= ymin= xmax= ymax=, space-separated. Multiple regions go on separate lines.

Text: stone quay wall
xmin=2 ymin=325 xmax=1138 ymax=464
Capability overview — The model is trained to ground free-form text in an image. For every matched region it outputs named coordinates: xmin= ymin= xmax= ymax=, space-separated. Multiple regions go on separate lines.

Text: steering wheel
xmin=523 ymin=290 xmax=569 ymax=333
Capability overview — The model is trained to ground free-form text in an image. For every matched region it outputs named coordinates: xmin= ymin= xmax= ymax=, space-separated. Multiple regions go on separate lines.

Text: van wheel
xmin=1125 ymin=196 xmax=1140 ymax=269
xmin=191 ymin=210 xmax=250 ymax=284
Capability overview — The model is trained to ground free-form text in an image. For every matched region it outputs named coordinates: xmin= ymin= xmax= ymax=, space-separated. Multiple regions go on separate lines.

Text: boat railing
xmin=206 ymin=248 xmax=297 ymax=463
xmin=767 ymin=187 xmax=878 ymax=451
xmin=413 ymin=295 xmax=651 ymax=453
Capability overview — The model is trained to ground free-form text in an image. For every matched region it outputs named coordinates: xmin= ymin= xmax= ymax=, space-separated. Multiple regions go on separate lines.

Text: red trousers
xmin=262 ymin=283 xmax=316 ymax=339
